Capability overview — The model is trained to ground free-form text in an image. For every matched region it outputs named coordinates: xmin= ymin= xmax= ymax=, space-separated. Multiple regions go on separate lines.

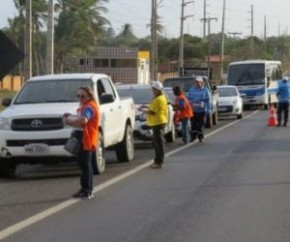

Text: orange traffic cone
xmin=267 ymin=105 xmax=278 ymax=126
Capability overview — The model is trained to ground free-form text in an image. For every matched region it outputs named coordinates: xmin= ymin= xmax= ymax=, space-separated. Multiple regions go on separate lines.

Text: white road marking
xmin=0 ymin=110 xmax=260 ymax=240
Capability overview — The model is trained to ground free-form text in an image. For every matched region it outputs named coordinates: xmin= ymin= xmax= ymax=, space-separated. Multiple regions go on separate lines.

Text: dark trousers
xmin=190 ymin=112 xmax=206 ymax=141
xmin=152 ymin=124 xmax=165 ymax=165
xmin=77 ymin=149 xmax=93 ymax=194
xmin=277 ymin=102 xmax=289 ymax=125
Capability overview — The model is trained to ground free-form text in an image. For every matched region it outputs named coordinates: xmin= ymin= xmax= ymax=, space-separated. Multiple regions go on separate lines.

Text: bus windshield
xmin=227 ymin=64 xmax=265 ymax=86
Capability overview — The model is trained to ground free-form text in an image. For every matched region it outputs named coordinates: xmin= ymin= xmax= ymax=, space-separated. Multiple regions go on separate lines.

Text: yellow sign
xmin=138 ymin=51 xmax=150 ymax=59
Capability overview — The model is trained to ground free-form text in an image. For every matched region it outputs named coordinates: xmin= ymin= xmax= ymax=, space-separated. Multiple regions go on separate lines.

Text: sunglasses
xmin=76 ymin=94 xmax=87 ymax=99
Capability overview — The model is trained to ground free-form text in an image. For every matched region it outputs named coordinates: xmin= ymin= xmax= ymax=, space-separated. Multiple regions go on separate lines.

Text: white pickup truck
xmin=0 ymin=73 xmax=135 ymax=177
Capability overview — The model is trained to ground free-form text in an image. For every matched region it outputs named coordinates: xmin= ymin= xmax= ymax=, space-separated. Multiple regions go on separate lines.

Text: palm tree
xmin=54 ymin=0 xmax=110 ymax=72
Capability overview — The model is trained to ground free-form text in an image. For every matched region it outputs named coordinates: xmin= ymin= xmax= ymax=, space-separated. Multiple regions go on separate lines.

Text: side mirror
xmin=240 ymin=93 xmax=246 ymax=98
xmin=100 ymin=94 xmax=114 ymax=104
xmin=1 ymin=98 xmax=12 ymax=107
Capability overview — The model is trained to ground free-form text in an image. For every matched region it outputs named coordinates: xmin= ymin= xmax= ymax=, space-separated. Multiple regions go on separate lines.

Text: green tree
xmin=54 ymin=0 xmax=110 ymax=72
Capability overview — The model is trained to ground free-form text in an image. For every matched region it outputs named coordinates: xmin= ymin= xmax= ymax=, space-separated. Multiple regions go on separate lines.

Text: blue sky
xmin=1 ymin=0 xmax=289 ymax=38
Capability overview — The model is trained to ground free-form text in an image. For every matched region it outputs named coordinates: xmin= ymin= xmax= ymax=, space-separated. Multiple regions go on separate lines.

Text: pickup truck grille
xmin=11 ymin=118 xmax=64 ymax=131
xmin=7 ymin=139 xmax=68 ymax=147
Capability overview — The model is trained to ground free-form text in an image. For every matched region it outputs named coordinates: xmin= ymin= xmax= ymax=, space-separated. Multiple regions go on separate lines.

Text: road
xmin=2 ymin=110 xmax=290 ymax=241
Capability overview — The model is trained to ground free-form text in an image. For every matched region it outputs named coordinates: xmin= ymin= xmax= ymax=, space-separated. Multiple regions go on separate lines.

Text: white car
xmin=217 ymin=85 xmax=244 ymax=119
xmin=117 ymin=84 xmax=176 ymax=143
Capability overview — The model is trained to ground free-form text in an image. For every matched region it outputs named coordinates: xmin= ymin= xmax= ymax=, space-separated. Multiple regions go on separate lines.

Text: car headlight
xmin=0 ymin=117 xmax=10 ymax=130
xmin=232 ymin=100 xmax=237 ymax=105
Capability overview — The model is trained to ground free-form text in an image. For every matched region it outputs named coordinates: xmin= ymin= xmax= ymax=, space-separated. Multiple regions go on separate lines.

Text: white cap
xmin=195 ymin=76 xmax=203 ymax=83
xmin=151 ymin=81 xmax=163 ymax=91
xmin=283 ymin=76 xmax=289 ymax=81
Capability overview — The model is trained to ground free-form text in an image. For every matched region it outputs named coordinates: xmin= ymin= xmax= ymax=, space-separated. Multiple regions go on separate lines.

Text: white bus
xmin=227 ymin=60 xmax=282 ymax=109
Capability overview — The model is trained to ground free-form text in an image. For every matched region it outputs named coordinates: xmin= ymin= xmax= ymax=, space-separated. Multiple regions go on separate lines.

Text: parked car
xmin=0 ymin=73 xmax=135 ymax=177
xmin=116 ymin=84 xmax=176 ymax=143
xmin=217 ymin=85 xmax=244 ymax=119
xmin=163 ymin=76 xmax=219 ymax=128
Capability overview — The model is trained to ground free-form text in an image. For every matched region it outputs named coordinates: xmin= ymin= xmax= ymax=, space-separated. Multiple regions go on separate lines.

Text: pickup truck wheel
xmin=0 ymin=159 xmax=17 ymax=178
xmin=205 ymin=113 xmax=213 ymax=128
xmin=165 ymin=125 xmax=176 ymax=143
xmin=213 ymin=111 xmax=218 ymax=125
xmin=92 ymin=132 xmax=105 ymax=175
xmin=116 ymin=124 xmax=134 ymax=162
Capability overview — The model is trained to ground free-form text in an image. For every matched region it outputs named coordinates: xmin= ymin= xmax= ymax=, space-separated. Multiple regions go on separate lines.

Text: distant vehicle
xmin=0 ymin=73 xmax=135 ymax=177
xmin=227 ymin=60 xmax=282 ymax=109
xmin=163 ymin=76 xmax=219 ymax=128
xmin=116 ymin=84 xmax=176 ymax=143
xmin=217 ymin=85 xmax=244 ymax=119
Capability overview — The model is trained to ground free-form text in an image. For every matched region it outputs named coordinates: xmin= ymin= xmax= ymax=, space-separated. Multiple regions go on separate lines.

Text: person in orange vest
xmin=63 ymin=86 xmax=100 ymax=199
xmin=173 ymin=85 xmax=194 ymax=144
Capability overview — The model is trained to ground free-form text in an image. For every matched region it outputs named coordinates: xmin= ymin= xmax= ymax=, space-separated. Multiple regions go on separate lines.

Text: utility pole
xmin=150 ymin=0 xmax=157 ymax=81
xmin=220 ymin=0 xmax=226 ymax=83
xmin=250 ymin=5 xmax=254 ymax=36
xmin=264 ymin=15 xmax=267 ymax=42
xmin=203 ymin=0 xmax=207 ymax=39
xmin=201 ymin=17 xmax=217 ymax=80
xmin=46 ymin=0 xmax=54 ymax=74
xmin=178 ymin=0 xmax=194 ymax=76
xmin=250 ymin=5 xmax=254 ymax=57
xmin=24 ymin=0 xmax=32 ymax=82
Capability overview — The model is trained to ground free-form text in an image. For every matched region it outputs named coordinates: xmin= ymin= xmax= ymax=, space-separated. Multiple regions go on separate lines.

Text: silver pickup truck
xmin=163 ymin=76 xmax=219 ymax=128
xmin=0 ymin=73 xmax=135 ymax=177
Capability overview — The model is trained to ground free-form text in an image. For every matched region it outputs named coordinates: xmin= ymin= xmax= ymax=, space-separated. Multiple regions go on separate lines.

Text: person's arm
xmin=205 ymin=89 xmax=211 ymax=113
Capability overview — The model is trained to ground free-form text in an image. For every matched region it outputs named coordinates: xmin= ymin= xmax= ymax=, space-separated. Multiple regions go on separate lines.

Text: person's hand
xmin=63 ymin=112 xmax=71 ymax=118
xmin=138 ymin=105 xmax=148 ymax=112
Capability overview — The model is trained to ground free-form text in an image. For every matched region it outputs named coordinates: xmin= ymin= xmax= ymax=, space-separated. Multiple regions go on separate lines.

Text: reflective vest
xmin=175 ymin=94 xmax=193 ymax=119
xmin=78 ymin=100 xmax=100 ymax=151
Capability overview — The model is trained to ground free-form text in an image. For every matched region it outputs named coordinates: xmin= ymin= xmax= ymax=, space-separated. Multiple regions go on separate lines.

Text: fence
xmin=0 ymin=75 xmax=23 ymax=91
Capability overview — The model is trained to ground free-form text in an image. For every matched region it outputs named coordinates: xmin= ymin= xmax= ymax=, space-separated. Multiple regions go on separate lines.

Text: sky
xmin=0 ymin=0 xmax=289 ymax=39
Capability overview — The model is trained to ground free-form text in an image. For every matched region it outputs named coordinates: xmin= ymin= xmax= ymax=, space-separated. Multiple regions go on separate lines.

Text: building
xmin=63 ymin=47 xmax=150 ymax=84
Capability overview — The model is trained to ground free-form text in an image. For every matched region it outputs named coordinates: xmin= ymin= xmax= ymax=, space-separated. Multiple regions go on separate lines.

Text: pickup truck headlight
xmin=0 ymin=117 xmax=9 ymax=130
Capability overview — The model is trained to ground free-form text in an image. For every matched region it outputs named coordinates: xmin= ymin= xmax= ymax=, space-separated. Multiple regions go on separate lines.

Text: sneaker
xmin=72 ymin=190 xmax=94 ymax=199
xmin=72 ymin=190 xmax=86 ymax=198
xmin=149 ymin=163 xmax=162 ymax=169
xmin=86 ymin=193 xmax=94 ymax=199
xmin=198 ymin=137 xmax=204 ymax=143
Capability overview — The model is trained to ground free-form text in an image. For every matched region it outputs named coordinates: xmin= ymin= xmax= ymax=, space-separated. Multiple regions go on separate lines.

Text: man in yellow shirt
xmin=146 ymin=81 xmax=168 ymax=169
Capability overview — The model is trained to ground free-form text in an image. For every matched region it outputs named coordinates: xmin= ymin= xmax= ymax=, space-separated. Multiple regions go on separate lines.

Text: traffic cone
xmin=267 ymin=105 xmax=278 ymax=126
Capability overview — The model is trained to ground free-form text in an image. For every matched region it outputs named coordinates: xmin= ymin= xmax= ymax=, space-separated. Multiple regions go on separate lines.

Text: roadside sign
xmin=0 ymin=30 xmax=24 ymax=80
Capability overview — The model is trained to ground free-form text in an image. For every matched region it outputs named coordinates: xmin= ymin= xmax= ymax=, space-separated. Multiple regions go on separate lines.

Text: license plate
xmin=24 ymin=143 xmax=49 ymax=154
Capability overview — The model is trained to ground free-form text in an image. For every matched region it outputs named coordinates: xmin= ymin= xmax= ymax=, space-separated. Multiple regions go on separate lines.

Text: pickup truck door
xmin=97 ymin=78 xmax=121 ymax=146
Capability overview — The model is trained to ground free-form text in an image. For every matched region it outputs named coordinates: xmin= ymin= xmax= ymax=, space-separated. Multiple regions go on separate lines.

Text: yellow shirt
xmin=147 ymin=93 xmax=168 ymax=126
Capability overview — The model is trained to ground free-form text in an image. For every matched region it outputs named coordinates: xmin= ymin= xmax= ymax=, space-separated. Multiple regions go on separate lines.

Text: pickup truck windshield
xmin=227 ymin=64 xmax=265 ymax=86
xmin=14 ymin=79 xmax=92 ymax=104
xmin=163 ymin=77 xmax=210 ymax=93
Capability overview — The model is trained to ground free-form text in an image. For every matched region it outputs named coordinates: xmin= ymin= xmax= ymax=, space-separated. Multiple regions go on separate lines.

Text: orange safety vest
xmin=77 ymin=100 xmax=100 ymax=151
xmin=175 ymin=94 xmax=193 ymax=119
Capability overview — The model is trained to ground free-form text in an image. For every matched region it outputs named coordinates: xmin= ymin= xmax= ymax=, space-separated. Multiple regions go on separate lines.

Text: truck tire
xmin=116 ymin=124 xmax=134 ymax=162
xmin=165 ymin=125 xmax=176 ymax=143
xmin=0 ymin=159 xmax=17 ymax=178
xmin=92 ymin=132 xmax=105 ymax=175
xmin=205 ymin=113 xmax=213 ymax=128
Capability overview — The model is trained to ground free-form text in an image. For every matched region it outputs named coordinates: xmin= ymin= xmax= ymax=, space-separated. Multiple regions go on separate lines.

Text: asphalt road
xmin=3 ymin=109 xmax=290 ymax=242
